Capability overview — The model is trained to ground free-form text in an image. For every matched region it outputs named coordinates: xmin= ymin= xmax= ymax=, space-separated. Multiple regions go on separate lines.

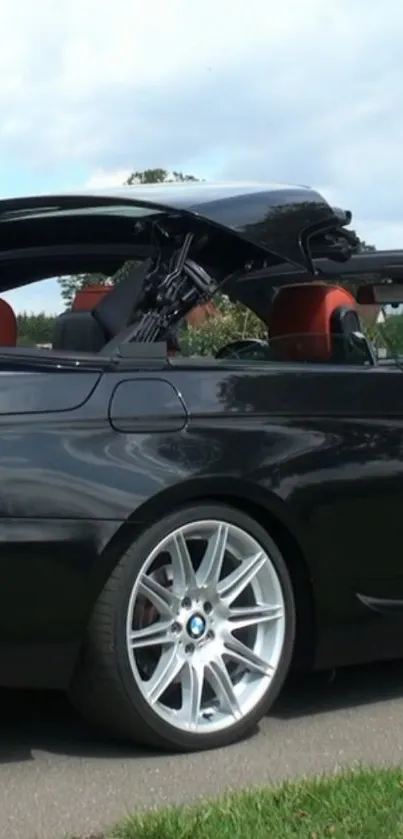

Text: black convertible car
xmin=1 ymin=181 xmax=403 ymax=753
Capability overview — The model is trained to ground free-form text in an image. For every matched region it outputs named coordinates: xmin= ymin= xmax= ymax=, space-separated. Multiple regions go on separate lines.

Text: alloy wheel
xmin=125 ymin=519 xmax=286 ymax=735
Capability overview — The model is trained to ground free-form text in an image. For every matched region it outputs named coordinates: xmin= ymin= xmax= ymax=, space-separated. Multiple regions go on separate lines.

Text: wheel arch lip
xmin=83 ymin=475 xmax=316 ymax=671
xmin=95 ymin=474 xmax=309 ymax=570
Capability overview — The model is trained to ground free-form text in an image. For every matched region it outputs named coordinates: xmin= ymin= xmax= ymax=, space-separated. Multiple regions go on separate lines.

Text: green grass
xmin=96 ymin=766 xmax=403 ymax=839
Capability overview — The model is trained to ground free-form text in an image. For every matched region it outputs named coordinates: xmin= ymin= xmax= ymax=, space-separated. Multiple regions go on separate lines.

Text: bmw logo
xmin=187 ymin=614 xmax=206 ymax=640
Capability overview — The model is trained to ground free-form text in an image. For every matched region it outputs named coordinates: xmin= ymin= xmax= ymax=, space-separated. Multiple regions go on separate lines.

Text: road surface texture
xmin=1 ymin=661 xmax=403 ymax=839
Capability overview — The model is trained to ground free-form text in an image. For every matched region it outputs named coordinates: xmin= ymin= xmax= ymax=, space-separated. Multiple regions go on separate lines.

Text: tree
xmin=374 ymin=311 xmax=403 ymax=354
xmin=357 ymin=238 xmax=376 ymax=253
xmin=58 ymin=168 xmax=201 ymax=306
xmin=126 ymin=169 xmax=199 ymax=185
xmin=16 ymin=312 xmax=56 ymax=346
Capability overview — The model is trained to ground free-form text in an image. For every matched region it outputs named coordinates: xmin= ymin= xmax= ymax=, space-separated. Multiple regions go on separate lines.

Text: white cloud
xmin=85 ymin=169 xmax=131 ymax=189
xmin=1 ymin=0 xmax=403 ymax=251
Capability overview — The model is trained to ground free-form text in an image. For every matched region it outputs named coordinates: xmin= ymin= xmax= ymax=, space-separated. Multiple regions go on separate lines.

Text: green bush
xmin=180 ymin=297 xmax=267 ymax=356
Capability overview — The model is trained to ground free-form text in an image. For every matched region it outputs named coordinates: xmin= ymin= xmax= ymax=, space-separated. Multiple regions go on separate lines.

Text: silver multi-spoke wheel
xmin=126 ymin=519 xmax=286 ymax=735
xmin=72 ymin=503 xmax=295 ymax=751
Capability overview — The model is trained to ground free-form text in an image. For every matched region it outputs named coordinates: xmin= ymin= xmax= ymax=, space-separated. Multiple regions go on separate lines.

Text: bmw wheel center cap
xmin=187 ymin=613 xmax=206 ymax=640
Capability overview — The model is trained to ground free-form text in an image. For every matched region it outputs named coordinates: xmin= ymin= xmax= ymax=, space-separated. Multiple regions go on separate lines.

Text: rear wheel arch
xmin=91 ymin=477 xmax=317 ymax=671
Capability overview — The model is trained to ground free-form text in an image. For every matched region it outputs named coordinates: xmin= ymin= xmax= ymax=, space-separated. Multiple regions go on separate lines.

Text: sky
xmin=1 ymin=0 xmax=403 ymax=314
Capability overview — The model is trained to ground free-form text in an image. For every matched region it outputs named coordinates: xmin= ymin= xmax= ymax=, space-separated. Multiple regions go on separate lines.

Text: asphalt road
xmin=2 ymin=661 xmax=403 ymax=839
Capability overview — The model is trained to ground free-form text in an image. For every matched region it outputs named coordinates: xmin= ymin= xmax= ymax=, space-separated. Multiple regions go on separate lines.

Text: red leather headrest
xmin=72 ymin=285 xmax=112 ymax=311
xmin=0 ymin=299 xmax=17 ymax=346
xmin=269 ymin=283 xmax=357 ymax=361
xmin=186 ymin=301 xmax=221 ymax=326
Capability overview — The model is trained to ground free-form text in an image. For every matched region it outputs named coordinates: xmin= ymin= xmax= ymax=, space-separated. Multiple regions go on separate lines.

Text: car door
xmin=0 ymin=362 xmax=110 ymax=681
xmin=0 ymin=366 xmax=102 ymax=517
xmin=0 ymin=356 xmax=194 ymax=687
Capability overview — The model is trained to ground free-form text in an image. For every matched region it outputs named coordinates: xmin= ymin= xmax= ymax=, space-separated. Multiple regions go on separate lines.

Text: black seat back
xmin=93 ymin=259 xmax=152 ymax=339
xmin=52 ymin=259 xmax=152 ymax=352
xmin=52 ymin=311 xmax=106 ymax=352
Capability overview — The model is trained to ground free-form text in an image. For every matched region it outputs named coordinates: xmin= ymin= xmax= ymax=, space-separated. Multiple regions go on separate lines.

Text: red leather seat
xmin=0 ymin=299 xmax=17 ymax=346
xmin=268 ymin=283 xmax=359 ymax=362
xmin=72 ymin=285 xmax=112 ymax=311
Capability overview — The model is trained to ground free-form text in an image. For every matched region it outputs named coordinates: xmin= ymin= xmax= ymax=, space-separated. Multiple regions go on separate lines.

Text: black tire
xmin=70 ymin=502 xmax=296 ymax=752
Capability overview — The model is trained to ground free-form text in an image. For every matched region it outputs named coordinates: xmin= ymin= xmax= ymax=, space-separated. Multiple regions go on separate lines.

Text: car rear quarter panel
xmin=1 ymin=363 xmax=403 ymax=687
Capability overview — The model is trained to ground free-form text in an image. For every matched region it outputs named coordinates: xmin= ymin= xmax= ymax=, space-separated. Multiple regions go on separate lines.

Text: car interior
xmin=1 ymin=200 xmax=400 ymax=368
xmin=0 ymin=248 xmax=398 ymax=368
xmin=0 ymin=267 xmax=380 ymax=366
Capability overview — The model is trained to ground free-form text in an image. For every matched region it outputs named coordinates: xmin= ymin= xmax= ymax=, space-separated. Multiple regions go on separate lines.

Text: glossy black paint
xmin=109 ymin=378 xmax=187 ymax=432
xmin=0 ymin=370 xmax=101 ymax=412
xmin=252 ymin=249 xmax=403 ymax=286
xmin=1 ymin=357 xmax=403 ymax=689
xmin=0 ymin=182 xmax=349 ymax=276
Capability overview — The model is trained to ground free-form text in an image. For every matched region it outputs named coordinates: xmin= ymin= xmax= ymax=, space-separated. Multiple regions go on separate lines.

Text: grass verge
xmin=90 ymin=766 xmax=403 ymax=839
